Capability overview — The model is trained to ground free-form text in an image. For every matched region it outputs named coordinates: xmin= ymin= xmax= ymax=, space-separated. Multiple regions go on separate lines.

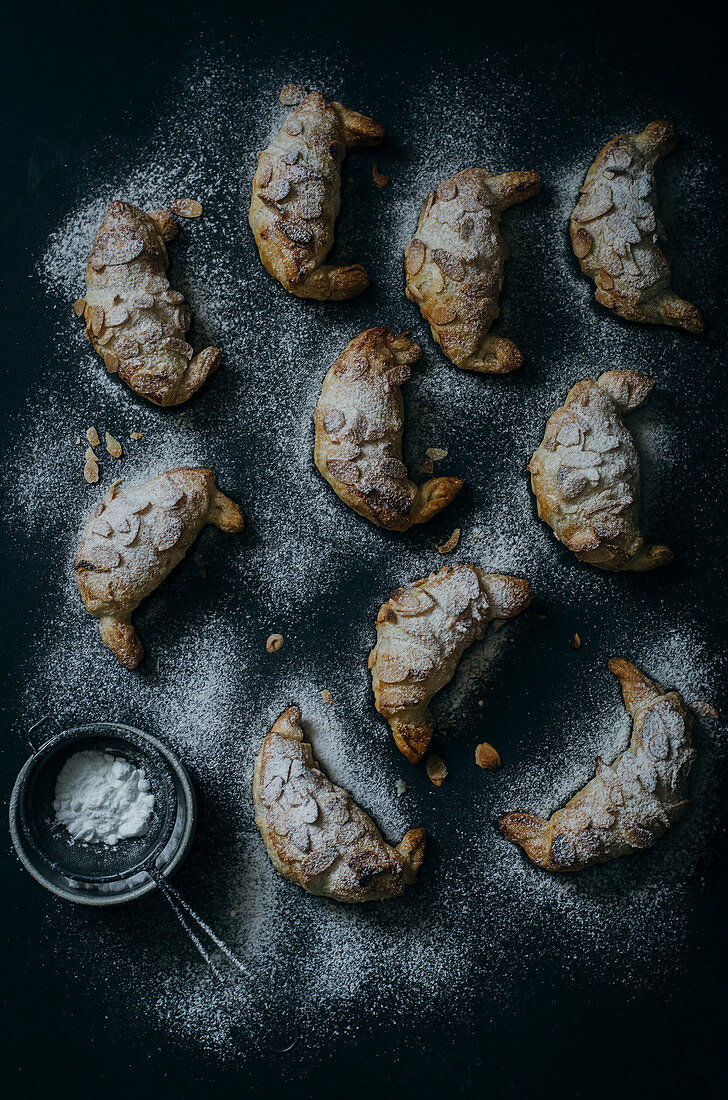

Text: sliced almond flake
xmin=691 ymin=700 xmax=720 ymax=719
xmin=426 ymin=447 xmax=448 ymax=461
xmin=84 ymin=446 xmax=98 ymax=462
xmin=475 ymin=742 xmax=501 ymax=770
xmin=73 ymin=298 xmax=86 ymax=317
xmin=170 ymin=198 xmax=203 ymax=218
xmin=438 ymin=528 xmax=461 ymax=554
xmin=396 ymin=780 xmax=408 ymax=797
xmin=425 ymin=754 xmax=447 ymax=787
xmin=103 ymin=351 xmax=119 ymax=374
xmin=266 ymin=633 xmax=284 ymax=653
xmin=105 ymin=432 xmax=123 ymax=459
xmin=372 ymin=164 xmax=389 ymax=188
xmin=571 ymin=632 xmax=582 ymax=649
xmin=83 ymin=459 xmax=99 ymax=484
xmin=279 ymin=83 xmax=307 ymax=106
xmin=86 ymin=426 xmax=100 ymax=448
xmin=320 ymin=689 xmax=334 ymax=705
xmin=130 ymin=431 xmax=143 ymax=440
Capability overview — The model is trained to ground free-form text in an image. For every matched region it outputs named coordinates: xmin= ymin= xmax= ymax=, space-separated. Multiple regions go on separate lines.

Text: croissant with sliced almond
xmin=249 ymin=87 xmax=383 ymax=300
xmin=570 ymin=121 xmax=704 ymax=333
xmin=75 ymin=468 xmax=243 ymax=668
xmin=500 ymin=659 xmax=694 ymax=871
xmin=78 ymin=201 xmax=220 ymax=406
xmin=369 ymin=565 xmax=533 ymax=763
xmin=253 ymin=706 xmax=426 ymax=902
xmin=405 ymin=167 xmax=540 ymax=373
xmin=314 ymin=326 xmax=463 ymax=530
xmin=529 ymin=370 xmax=673 ymax=571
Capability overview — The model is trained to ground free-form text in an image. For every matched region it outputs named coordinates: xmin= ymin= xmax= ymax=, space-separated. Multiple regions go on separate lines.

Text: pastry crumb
xmin=438 ymin=528 xmax=461 ymax=554
xmin=74 ymin=435 xmax=81 ymax=446
xmin=266 ymin=633 xmax=284 ymax=653
xmin=105 ymin=432 xmax=122 ymax=459
xmin=372 ymin=164 xmax=389 ymax=188
xmin=571 ymin=632 xmax=582 ymax=649
xmin=425 ymin=754 xmax=447 ymax=787
xmin=396 ymin=780 xmax=408 ymax=797
xmin=419 ymin=456 xmax=434 ymax=474
xmin=279 ymin=83 xmax=307 ymax=106
xmin=170 ymin=198 xmax=203 ymax=218
xmin=130 ymin=431 xmax=143 ymax=440
xmin=85 ymin=426 xmax=100 ymax=448
xmin=475 ymin=742 xmax=501 ymax=770
xmin=320 ymin=689 xmax=334 ymax=705
xmin=692 ymin=700 xmax=720 ymax=719
xmin=426 ymin=446 xmax=448 ymax=461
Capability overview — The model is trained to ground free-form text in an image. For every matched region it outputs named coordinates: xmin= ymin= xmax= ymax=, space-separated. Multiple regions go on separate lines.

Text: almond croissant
xmin=249 ymin=89 xmax=383 ymax=300
xmin=254 ymin=706 xmax=426 ymax=902
xmin=75 ymin=468 xmax=243 ymax=668
xmin=500 ymin=659 xmax=694 ymax=871
xmin=314 ymin=326 xmax=463 ymax=530
xmin=79 ymin=201 xmax=220 ymax=406
xmin=369 ymin=565 xmax=533 ymax=763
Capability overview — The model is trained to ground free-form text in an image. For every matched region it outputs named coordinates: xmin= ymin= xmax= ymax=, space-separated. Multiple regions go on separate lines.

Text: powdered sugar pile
xmin=5 ymin=44 xmax=724 ymax=1065
xmin=54 ymin=750 xmax=155 ymax=845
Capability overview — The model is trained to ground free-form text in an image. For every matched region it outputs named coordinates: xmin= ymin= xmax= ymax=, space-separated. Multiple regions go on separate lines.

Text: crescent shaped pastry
xmin=529 ymin=369 xmax=673 ymax=571
xmin=75 ymin=468 xmax=243 ymax=668
xmin=369 ymin=565 xmax=533 ymax=763
xmin=249 ymin=89 xmax=384 ymax=300
xmin=79 ymin=201 xmax=220 ymax=406
xmin=570 ymin=121 xmax=704 ymax=334
xmin=499 ymin=659 xmax=695 ymax=872
xmin=405 ymin=168 xmax=540 ymax=373
xmin=314 ymin=326 xmax=464 ymax=530
xmin=253 ymin=706 xmax=426 ymax=902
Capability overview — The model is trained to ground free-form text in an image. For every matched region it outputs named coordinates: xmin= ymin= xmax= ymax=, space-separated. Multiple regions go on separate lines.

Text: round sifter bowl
xmin=9 ymin=720 xmax=197 ymax=906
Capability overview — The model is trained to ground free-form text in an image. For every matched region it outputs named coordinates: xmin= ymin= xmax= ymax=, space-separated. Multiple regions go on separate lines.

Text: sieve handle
xmin=26 ymin=715 xmax=63 ymax=753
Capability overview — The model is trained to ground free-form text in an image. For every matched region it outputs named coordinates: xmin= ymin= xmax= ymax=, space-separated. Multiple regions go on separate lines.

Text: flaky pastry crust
xmin=314 ymin=326 xmax=463 ymax=530
xmin=405 ymin=168 xmax=540 ymax=373
xmin=570 ymin=121 xmax=704 ymax=333
xmin=80 ymin=201 xmax=220 ymax=406
xmin=500 ymin=659 xmax=694 ymax=871
xmin=369 ymin=565 xmax=533 ymax=763
xmin=75 ymin=468 xmax=243 ymax=668
xmin=529 ymin=370 xmax=673 ymax=571
xmin=249 ymin=89 xmax=383 ymax=300
xmin=253 ymin=706 xmax=426 ymax=902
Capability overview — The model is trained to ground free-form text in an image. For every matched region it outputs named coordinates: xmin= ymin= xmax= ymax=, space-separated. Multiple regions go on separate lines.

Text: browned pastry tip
xmin=314 ymin=326 xmax=464 ymax=530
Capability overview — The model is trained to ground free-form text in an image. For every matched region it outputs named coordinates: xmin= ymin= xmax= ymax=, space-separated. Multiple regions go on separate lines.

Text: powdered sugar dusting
xmin=5 ymin=44 xmax=725 ymax=1066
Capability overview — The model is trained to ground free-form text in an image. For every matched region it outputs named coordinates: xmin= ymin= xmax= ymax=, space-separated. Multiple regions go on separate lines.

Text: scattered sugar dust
xmin=4 ymin=41 xmax=725 ymax=1066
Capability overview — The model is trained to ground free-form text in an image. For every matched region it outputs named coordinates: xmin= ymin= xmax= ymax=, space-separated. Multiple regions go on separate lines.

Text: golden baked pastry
xmin=249 ymin=89 xmax=383 ymax=300
xmin=500 ymin=659 xmax=694 ymax=871
xmin=570 ymin=121 xmax=704 ymax=333
xmin=529 ymin=370 xmax=673 ymax=571
xmin=75 ymin=468 xmax=243 ymax=668
xmin=405 ymin=168 xmax=540 ymax=373
xmin=253 ymin=706 xmax=426 ymax=902
xmin=79 ymin=201 xmax=220 ymax=406
xmin=369 ymin=565 xmax=533 ymax=763
xmin=314 ymin=326 xmax=463 ymax=530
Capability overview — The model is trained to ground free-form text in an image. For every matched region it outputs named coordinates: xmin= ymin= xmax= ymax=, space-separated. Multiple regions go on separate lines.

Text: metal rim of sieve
xmin=9 ymin=719 xmax=197 ymax=906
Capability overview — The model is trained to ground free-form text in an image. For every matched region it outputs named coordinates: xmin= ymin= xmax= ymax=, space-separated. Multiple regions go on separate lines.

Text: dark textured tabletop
xmin=2 ymin=2 xmax=726 ymax=1097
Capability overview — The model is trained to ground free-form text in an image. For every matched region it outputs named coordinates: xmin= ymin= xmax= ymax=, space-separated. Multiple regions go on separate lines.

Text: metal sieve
xmin=9 ymin=717 xmax=197 ymax=905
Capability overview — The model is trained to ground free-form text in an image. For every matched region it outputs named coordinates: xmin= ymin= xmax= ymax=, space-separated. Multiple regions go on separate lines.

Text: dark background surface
xmin=1 ymin=1 xmax=726 ymax=1097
